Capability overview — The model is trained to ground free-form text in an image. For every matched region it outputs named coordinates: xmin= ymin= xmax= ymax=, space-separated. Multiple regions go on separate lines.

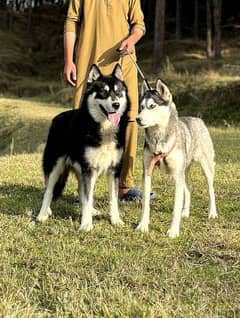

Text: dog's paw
xmin=208 ymin=210 xmax=218 ymax=219
xmin=79 ymin=222 xmax=93 ymax=232
xmin=182 ymin=208 xmax=190 ymax=218
xmin=36 ymin=212 xmax=49 ymax=223
xmin=136 ymin=222 xmax=149 ymax=232
xmin=111 ymin=217 xmax=124 ymax=226
xmin=36 ymin=207 xmax=52 ymax=223
xmin=167 ymin=227 xmax=180 ymax=238
xmin=92 ymin=208 xmax=101 ymax=216
xmin=111 ymin=218 xmax=124 ymax=226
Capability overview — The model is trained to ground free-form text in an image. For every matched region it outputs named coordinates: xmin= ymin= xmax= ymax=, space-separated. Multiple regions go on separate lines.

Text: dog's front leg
xmin=137 ymin=153 xmax=152 ymax=232
xmin=167 ymin=173 xmax=185 ymax=238
xmin=108 ymin=171 xmax=124 ymax=226
xmin=79 ymin=171 xmax=97 ymax=231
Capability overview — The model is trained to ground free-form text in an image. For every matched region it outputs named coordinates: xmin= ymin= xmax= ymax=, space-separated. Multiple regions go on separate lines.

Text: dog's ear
xmin=87 ymin=64 xmax=101 ymax=83
xmin=156 ymin=79 xmax=172 ymax=103
xmin=141 ymin=81 xmax=148 ymax=97
xmin=112 ymin=64 xmax=123 ymax=81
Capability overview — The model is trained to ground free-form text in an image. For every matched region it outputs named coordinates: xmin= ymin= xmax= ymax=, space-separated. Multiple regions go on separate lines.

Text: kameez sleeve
xmin=128 ymin=0 xmax=146 ymax=34
xmin=64 ymin=0 xmax=82 ymax=33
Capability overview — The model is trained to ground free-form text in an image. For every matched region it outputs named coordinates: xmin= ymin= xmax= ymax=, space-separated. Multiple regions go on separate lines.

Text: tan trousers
xmin=73 ymin=58 xmax=138 ymax=188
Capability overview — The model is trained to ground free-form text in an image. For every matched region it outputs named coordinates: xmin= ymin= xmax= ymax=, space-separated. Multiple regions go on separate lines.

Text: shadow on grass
xmin=1 ymin=115 xmax=51 ymax=156
xmin=0 ymin=183 xmax=110 ymax=222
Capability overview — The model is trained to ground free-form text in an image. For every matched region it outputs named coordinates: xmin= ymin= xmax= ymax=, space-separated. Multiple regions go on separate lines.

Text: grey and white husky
xmin=136 ymin=80 xmax=218 ymax=238
xmin=36 ymin=64 xmax=129 ymax=231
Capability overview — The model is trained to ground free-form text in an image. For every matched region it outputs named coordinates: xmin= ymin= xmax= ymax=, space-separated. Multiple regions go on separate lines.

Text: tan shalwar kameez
xmin=64 ymin=0 xmax=145 ymax=188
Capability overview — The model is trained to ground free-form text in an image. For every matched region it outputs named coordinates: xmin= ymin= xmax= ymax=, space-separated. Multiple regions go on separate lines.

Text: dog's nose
xmin=112 ymin=102 xmax=120 ymax=110
xmin=136 ymin=117 xmax=142 ymax=124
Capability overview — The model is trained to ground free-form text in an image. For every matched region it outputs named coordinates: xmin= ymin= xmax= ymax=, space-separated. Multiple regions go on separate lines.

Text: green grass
xmin=0 ymin=96 xmax=240 ymax=317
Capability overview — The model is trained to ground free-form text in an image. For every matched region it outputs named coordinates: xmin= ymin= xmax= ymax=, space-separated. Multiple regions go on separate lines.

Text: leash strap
xmin=126 ymin=49 xmax=151 ymax=90
xmin=117 ymin=48 xmax=151 ymax=90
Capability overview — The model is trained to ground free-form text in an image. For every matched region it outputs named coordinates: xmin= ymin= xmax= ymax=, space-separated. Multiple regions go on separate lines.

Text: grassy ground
xmin=0 ymin=24 xmax=240 ymax=317
xmin=0 ymin=93 xmax=240 ymax=317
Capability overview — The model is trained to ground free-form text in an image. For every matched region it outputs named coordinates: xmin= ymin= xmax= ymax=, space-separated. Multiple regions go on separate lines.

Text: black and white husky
xmin=36 ymin=64 xmax=129 ymax=231
xmin=136 ymin=80 xmax=218 ymax=238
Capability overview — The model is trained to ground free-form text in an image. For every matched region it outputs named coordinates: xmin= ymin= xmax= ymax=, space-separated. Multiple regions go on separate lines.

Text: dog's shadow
xmin=0 ymin=183 xmax=110 ymax=222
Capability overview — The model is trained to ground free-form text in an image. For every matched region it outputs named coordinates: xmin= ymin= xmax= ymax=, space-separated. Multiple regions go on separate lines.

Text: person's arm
xmin=119 ymin=27 xmax=144 ymax=54
xmin=119 ymin=0 xmax=145 ymax=54
xmin=64 ymin=32 xmax=77 ymax=86
xmin=63 ymin=0 xmax=82 ymax=86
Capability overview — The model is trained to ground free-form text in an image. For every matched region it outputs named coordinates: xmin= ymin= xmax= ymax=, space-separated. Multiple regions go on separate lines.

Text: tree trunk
xmin=206 ymin=0 xmax=221 ymax=58
xmin=176 ymin=0 xmax=182 ymax=39
xmin=194 ymin=0 xmax=199 ymax=40
xmin=145 ymin=0 xmax=155 ymax=31
xmin=153 ymin=0 xmax=165 ymax=73
xmin=213 ymin=0 xmax=221 ymax=57
xmin=206 ymin=0 xmax=214 ymax=57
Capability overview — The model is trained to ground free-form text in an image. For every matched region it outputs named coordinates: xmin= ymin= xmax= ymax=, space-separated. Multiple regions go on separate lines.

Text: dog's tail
xmin=52 ymin=167 xmax=70 ymax=200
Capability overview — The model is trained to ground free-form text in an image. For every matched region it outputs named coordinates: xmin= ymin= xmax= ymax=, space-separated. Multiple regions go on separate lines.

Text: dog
xmin=136 ymin=80 xmax=218 ymax=238
xmin=36 ymin=64 xmax=129 ymax=231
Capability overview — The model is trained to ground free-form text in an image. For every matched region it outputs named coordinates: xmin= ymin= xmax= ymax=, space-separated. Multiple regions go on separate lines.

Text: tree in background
xmin=194 ymin=0 xmax=199 ymax=40
xmin=206 ymin=0 xmax=222 ymax=58
xmin=153 ymin=0 xmax=165 ymax=73
xmin=141 ymin=0 xmax=154 ymax=31
xmin=176 ymin=0 xmax=181 ymax=40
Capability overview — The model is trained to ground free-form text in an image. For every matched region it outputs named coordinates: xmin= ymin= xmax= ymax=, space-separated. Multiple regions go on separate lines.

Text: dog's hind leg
xmin=37 ymin=157 xmax=65 ymax=222
xmin=199 ymin=157 xmax=218 ymax=219
xmin=108 ymin=172 xmax=124 ymax=226
xmin=72 ymin=164 xmax=101 ymax=217
xmin=182 ymin=168 xmax=191 ymax=218
xmin=79 ymin=171 xmax=97 ymax=231
xmin=167 ymin=172 xmax=185 ymax=238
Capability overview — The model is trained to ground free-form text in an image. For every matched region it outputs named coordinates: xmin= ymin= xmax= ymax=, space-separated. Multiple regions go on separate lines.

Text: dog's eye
xmin=100 ymin=88 xmax=108 ymax=95
xmin=114 ymin=87 xmax=123 ymax=97
xmin=114 ymin=90 xmax=120 ymax=96
xmin=149 ymin=104 xmax=156 ymax=109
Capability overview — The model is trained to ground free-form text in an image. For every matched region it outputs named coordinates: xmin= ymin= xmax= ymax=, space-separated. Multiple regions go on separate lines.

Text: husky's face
xmin=86 ymin=64 xmax=128 ymax=127
xmin=136 ymin=80 xmax=172 ymax=128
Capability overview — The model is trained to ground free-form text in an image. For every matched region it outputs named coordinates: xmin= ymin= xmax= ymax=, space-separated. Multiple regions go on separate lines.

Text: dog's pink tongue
xmin=108 ymin=113 xmax=120 ymax=127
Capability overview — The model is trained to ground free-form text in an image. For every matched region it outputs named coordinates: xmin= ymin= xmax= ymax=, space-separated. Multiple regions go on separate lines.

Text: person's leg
xmin=119 ymin=61 xmax=139 ymax=194
xmin=73 ymin=77 xmax=86 ymax=109
xmin=119 ymin=121 xmax=138 ymax=190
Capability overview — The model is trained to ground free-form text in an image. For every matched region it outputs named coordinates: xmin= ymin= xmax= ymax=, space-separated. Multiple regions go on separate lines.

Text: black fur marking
xmin=52 ymin=166 xmax=70 ymax=200
xmin=140 ymin=90 xmax=166 ymax=108
xmin=87 ymin=75 xmax=126 ymax=101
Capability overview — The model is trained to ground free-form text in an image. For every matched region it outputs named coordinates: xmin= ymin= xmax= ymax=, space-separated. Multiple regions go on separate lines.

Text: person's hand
xmin=118 ymin=28 xmax=144 ymax=55
xmin=119 ymin=36 xmax=135 ymax=55
xmin=64 ymin=61 xmax=77 ymax=86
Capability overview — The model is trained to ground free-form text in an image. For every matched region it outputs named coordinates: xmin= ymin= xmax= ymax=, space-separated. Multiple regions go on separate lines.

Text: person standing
xmin=64 ymin=0 xmax=145 ymax=200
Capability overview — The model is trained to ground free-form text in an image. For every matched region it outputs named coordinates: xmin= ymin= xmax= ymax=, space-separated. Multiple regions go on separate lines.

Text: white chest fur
xmin=84 ymin=123 xmax=123 ymax=175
